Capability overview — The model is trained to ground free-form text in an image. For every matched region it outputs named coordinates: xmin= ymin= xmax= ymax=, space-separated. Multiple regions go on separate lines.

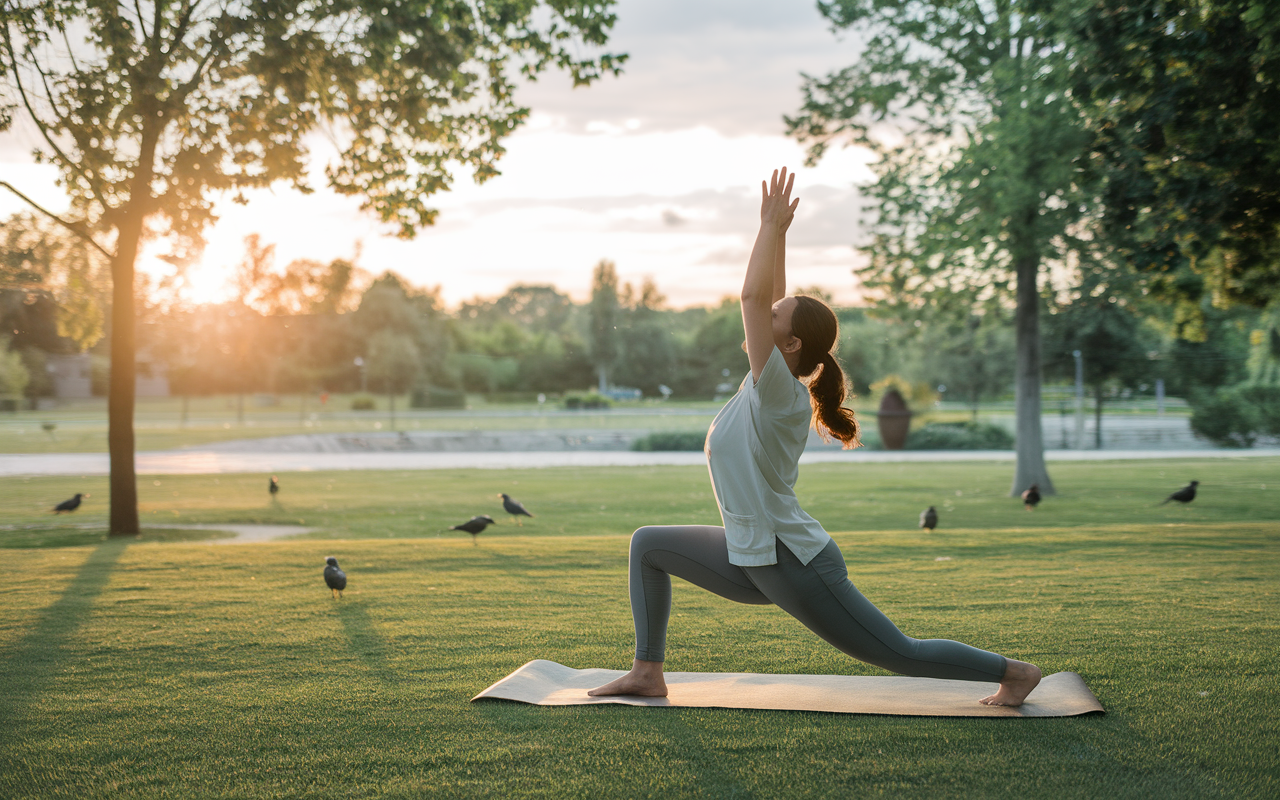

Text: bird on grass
xmin=1021 ymin=484 xmax=1041 ymax=512
xmin=449 ymin=515 xmax=496 ymax=545
xmin=53 ymin=493 xmax=84 ymax=514
xmin=323 ymin=557 xmax=347 ymax=599
xmin=1160 ymin=481 xmax=1199 ymax=506
xmin=499 ymin=493 xmax=534 ymax=525
xmin=920 ymin=506 xmax=938 ymax=531
xmin=269 ymin=476 xmax=279 ymax=497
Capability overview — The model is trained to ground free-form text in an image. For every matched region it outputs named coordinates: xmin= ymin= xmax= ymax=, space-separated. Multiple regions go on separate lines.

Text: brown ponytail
xmin=791 ymin=296 xmax=860 ymax=449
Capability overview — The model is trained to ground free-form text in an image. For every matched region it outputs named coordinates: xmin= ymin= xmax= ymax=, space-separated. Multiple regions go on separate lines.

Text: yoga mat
xmin=472 ymin=660 xmax=1104 ymax=718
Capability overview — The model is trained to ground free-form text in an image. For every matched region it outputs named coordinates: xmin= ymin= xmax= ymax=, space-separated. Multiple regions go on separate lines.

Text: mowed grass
xmin=0 ymin=394 xmax=725 ymax=454
xmin=1 ymin=458 xmax=1275 ymax=545
xmin=0 ymin=460 xmax=1276 ymax=797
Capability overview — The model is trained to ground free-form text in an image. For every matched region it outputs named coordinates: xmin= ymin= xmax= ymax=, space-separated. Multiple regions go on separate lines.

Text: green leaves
xmin=1069 ymin=0 xmax=1280 ymax=314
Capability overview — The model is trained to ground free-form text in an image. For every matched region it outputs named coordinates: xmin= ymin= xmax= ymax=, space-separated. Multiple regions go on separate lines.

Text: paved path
xmin=171 ymin=524 xmax=317 ymax=544
xmin=3 ymin=448 xmax=1278 ymax=476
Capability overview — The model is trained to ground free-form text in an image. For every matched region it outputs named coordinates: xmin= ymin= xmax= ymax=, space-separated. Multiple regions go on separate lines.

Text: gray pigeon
xmin=53 ymin=493 xmax=84 ymax=514
xmin=1160 ymin=481 xmax=1198 ymax=506
xmin=449 ymin=515 xmax=496 ymax=545
xmin=920 ymin=506 xmax=938 ymax=531
xmin=323 ymin=557 xmax=347 ymax=599
xmin=499 ymin=493 xmax=534 ymax=525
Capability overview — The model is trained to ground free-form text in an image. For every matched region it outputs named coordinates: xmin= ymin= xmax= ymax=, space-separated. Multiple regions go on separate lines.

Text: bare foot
xmin=587 ymin=659 xmax=668 ymax=697
xmin=979 ymin=659 xmax=1042 ymax=707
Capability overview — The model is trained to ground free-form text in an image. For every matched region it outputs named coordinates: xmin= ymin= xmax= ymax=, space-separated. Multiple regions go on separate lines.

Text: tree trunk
xmin=1010 ymin=251 xmax=1055 ymax=496
xmin=108 ymin=208 xmax=144 ymax=535
xmin=108 ymin=120 xmax=161 ymax=536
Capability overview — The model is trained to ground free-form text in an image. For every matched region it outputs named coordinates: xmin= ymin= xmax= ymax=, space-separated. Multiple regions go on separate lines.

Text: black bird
xmin=1160 ymin=480 xmax=1199 ymax=506
xmin=323 ymin=557 xmax=347 ymax=599
xmin=920 ymin=506 xmax=938 ymax=531
xmin=499 ymin=493 xmax=534 ymax=525
xmin=1021 ymin=483 xmax=1041 ymax=511
xmin=449 ymin=515 xmax=496 ymax=545
xmin=269 ymin=476 xmax=279 ymax=496
xmin=53 ymin=493 xmax=84 ymax=514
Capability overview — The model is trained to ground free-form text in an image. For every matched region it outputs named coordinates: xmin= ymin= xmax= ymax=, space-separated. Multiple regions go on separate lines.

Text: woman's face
xmin=772 ymin=296 xmax=801 ymax=355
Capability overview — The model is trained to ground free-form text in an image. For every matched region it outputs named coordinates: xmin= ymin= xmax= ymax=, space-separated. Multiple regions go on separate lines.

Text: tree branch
xmin=133 ymin=0 xmax=151 ymax=43
xmin=2 ymin=28 xmax=112 ymax=213
xmin=0 ymin=181 xmax=115 ymax=260
xmin=169 ymin=32 xmax=223 ymax=108
xmin=59 ymin=24 xmax=81 ymax=74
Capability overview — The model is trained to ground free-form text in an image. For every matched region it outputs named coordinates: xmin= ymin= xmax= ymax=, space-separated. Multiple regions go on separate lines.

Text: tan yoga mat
xmin=472 ymin=660 xmax=1104 ymax=718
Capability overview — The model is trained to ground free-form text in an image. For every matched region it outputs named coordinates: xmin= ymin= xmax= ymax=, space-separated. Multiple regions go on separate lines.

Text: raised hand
xmin=760 ymin=167 xmax=799 ymax=229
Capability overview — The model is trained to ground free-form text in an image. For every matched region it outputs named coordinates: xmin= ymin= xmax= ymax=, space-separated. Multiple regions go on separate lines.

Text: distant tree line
xmin=3 ymin=222 xmax=1274 ymax=413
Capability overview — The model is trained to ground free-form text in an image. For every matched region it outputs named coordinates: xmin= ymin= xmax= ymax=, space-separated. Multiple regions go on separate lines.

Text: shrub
xmin=632 ymin=431 xmax=706 ymax=451
xmin=411 ymin=386 xmax=467 ymax=409
xmin=563 ymin=392 xmax=611 ymax=410
xmin=484 ymin=391 xmax=542 ymax=404
xmin=350 ymin=396 xmax=376 ymax=411
xmin=905 ymin=421 xmax=1014 ymax=450
xmin=1235 ymin=384 xmax=1280 ymax=435
xmin=1189 ymin=383 xmax=1280 ymax=447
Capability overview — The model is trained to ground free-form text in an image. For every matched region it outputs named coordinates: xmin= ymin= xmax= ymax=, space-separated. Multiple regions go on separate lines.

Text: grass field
xmin=1 ymin=460 xmax=1276 ymax=797
xmin=0 ymin=392 xmax=1190 ymax=454
xmin=0 ymin=394 xmax=724 ymax=454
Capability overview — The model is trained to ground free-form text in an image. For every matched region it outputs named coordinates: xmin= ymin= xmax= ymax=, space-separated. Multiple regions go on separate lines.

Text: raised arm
xmin=742 ymin=168 xmax=798 ymax=381
xmin=773 ymin=207 xmax=792 ymax=304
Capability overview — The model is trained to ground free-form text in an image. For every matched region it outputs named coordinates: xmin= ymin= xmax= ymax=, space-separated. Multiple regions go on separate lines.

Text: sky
xmin=0 ymin=0 xmax=877 ymax=309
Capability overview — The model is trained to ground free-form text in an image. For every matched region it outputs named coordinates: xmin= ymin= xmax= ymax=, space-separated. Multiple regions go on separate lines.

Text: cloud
xmin=516 ymin=0 xmax=862 ymax=136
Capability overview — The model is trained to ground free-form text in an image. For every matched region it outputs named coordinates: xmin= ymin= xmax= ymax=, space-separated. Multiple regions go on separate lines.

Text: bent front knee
xmin=630 ymin=526 xmax=664 ymax=556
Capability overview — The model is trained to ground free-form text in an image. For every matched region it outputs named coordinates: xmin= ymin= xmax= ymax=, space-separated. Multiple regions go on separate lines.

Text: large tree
xmin=788 ymin=0 xmax=1099 ymax=495
xmin=0 ymin=1 xmax=623 ymax=534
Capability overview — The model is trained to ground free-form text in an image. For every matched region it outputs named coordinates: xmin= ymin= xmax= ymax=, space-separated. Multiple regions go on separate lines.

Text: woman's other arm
xmin=742 ymin=168 xmax=797 ymax=381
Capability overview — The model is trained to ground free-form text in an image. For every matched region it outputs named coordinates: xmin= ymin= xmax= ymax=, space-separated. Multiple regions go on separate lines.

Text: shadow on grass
xmin=0 ymin=541 xmax=125 ymax=727
xmin=471 ymin=696 xmax=1218 ymax=796
xmin=0 ymin=526 xmax=228 ymax=549
xmin=335 ymin=599 xmax=397 ymax=683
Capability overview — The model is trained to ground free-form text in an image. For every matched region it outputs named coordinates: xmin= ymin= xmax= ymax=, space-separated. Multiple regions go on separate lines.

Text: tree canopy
xmin=1070 ymin=0 xmax=1280 ymax=329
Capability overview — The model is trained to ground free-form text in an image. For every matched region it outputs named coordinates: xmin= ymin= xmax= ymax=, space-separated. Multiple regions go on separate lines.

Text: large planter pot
xmin=876 ymin=389 xmax=913 ymax=450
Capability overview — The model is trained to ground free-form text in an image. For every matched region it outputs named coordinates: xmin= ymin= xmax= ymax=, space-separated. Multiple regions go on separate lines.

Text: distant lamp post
xmin=1072 ymin=350 xmax=1084 ymax=449
xmin=354 ymin=357 xmax=367 ymax=394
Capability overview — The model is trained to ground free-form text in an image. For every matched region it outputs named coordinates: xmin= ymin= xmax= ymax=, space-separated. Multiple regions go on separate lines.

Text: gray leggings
xmin=629 ymin=525 xmax=1007 ymax=683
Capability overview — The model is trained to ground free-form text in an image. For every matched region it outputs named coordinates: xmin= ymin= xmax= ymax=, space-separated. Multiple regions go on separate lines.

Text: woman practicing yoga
xmin=589 ymin=167 xmax=1042 ymax=706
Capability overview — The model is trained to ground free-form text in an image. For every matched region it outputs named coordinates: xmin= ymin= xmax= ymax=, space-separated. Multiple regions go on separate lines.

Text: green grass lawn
xmin=1 ymin=460 xmax=1277 ymax=797
xmin=2 ymin=459 xmax=1274 ymax=544
xmin=0 ymin=395 xmax=729 ymax=454
xmin=8 ymin=391 xmax=1195 ymax=455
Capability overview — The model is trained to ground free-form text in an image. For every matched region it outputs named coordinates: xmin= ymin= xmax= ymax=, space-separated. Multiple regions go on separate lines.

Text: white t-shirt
xmin=705 ymin=346 xmax=832 ymax=566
